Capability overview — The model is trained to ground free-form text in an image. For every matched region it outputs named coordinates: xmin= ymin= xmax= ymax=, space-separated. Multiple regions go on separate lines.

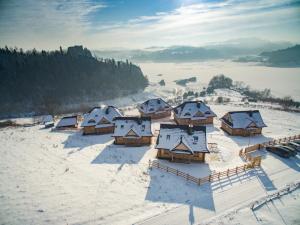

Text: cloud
xmin=0 ymin=0 xmax=299 ymax=49
xmin=0 ymin=0 xmax=106 ymax=49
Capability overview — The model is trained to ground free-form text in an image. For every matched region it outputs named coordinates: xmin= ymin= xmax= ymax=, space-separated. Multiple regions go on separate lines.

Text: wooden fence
xmin=250 ymin=181 xmax=300 ymax=210
xmin=240 ymin=134 xmax=300 ymax=157
xmin=149 ymin=158 xmax=261 ymax=186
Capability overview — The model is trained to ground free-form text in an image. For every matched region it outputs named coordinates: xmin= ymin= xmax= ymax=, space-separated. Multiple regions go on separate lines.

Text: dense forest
xmin=0 ymin=46 xmax=148 ymax=117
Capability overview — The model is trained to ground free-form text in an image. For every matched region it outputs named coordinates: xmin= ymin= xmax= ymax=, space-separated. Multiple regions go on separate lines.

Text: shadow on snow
xmin=145 ymin=163 xmax=215 ymax=212
xmin=91 ymin=144 xmax=150 ymax=165
xmin=53 ymin=129 xmax=114 ymax=153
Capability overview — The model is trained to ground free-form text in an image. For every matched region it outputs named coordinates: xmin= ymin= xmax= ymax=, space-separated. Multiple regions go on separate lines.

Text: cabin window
xmin=149 ymin=108 xmax=154 ymax=111
xmin=166 ymin=135 xmax=170 ymax=140
xmin=184 ymin=112 xmax=191 ymax=116
xmin=141 ymin=124 xmax=145 ymax=131
xmin=121 ymin=125 xmax=124 ymax=128
xmin=193 ymin=136 xmax=198 ymax=142
xmin=205 ymin=111 xmax=210 ymax=114
xmin=88 ymin=119 xmax=96 ymax=123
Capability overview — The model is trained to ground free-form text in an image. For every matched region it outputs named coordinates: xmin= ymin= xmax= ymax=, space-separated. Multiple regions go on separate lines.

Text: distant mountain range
xmin=93 ymin=38 xmax=294 ymax=63
xmin=235 ymin=45 xmax=300 ymax=67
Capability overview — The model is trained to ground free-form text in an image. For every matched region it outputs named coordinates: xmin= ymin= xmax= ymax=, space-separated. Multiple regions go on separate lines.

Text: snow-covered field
xmin=139 ymin=61 xmax=300 ymax=101
xmin=0 ymin=104 xmax=300 ymax=225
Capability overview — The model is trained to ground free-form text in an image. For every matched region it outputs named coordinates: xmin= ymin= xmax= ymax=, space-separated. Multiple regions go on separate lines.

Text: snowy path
xmin=135 ymin=155 xmax=300 ymax=225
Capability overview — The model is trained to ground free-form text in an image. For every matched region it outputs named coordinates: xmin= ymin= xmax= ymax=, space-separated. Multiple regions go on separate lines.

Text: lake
xmin=138 ymin=61 xmax=300 ymax=101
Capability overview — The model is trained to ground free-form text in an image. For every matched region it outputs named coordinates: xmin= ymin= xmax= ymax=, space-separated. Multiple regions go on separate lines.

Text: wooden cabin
xmin=112 ymin=117 xmax=153 ymax=146
xmin=56 ymin=115 xmax=78 ymax=129
xmin=173 ymin=101 xmax=216 ymax=125
xmin=220 ymin=110 xmax=267 ymax=136
xmin=81 ymin=106 xmax=122 ymax=135
xmin=137 ymin=98 xmax=172 ymax=119
xmin=156 ymin=124 xmax=209 ymax=163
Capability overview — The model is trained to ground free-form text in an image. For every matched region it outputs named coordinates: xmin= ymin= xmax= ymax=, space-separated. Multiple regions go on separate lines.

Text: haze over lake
xmin=139 ymin=61 xmax=300 ymax=101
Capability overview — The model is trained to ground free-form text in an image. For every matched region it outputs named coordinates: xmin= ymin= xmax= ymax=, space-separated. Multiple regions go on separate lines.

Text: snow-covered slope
xmin=0 ymin=105 xmax=299 ymax=225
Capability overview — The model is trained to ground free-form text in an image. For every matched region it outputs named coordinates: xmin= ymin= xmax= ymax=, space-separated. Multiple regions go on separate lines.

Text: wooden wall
xmin=174 ymin=116 xmax=214 ymax=125
xmin=221 ymin=122 xmax=262 ymax=136
xmin=114 ymin=136 xmax=152 ymax=146
xmin=157 ymin=149 xmax=205 ymax=162
xmin=83 ymin=126 xmax=114 ymax=135
xmin=140 ymin=110 xmax=171 ymax=119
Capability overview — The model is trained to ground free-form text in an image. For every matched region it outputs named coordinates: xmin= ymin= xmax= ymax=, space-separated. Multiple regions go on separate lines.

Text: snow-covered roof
xmin=138 ymin=98 xmax=172 ymax=114
xmin=81 ymin=106 xmax=123 ymax=128
xmin=112 ymin=117 xmax=152 ymax=137
xmin=156 ymin=124 xmax=209 ymax=154
xmin=221 ymin=110 xmax=267 ymax=129
xmin=56 ymin=116 xmax=77 ymax=128
xmin=42 ymin=115 xmax=53 ymax=124
xmin=173 ymin=101 xmax=216 ymax=119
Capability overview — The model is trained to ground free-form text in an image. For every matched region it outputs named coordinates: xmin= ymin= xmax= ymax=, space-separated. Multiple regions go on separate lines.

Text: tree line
xmin=0 ymin=46 xmax=148 ymax=117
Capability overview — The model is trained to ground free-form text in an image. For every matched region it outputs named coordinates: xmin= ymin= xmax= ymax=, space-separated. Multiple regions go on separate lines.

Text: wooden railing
xmin=250 ymin=181 xmax=300 ymax=210
xmin=240 ymin=134 xmax=300 ymax=157
xmin=149 ymin=159 xmax=261 ymax=186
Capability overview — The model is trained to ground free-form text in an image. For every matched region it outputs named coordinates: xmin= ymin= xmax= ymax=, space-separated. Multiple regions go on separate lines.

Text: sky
xmin=0 ymin=0 xmax=300 ymax=50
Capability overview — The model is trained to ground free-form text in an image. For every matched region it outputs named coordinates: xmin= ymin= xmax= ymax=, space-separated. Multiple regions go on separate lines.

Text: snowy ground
xmin=0 ymin=104 xmax=299 ymax=225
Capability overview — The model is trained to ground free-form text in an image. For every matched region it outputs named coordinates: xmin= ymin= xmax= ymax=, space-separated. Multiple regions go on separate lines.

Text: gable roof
xmin=220 ymin=110 xmax=267 ymax=129
xmin=156 ymin=124 xmax=209 ymax=153
xmin=126 ymin=129 xmax=139 ymax=137
xmin=81 ymin=106 xmax=123 ymax=128
xmin=56 ymin=115 xmax=78 ymax=128
xmin=112 ymin=117 xmax=152 ymax=137
xmin=138 ymin=98 xmax=172 ymax=114
xmin=173 ymin=101 xmax=216 ymax=119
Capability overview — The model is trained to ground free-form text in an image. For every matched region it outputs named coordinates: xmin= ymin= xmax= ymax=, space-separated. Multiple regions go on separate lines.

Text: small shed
xmin=42 ymin=115 xmax=54 ymax=128
xmin=156 ymin=124 xmax=209 ymax=163
xmin=220 ymin=110 xmax=267 ymax=136
xmin=56 ymin=115 xmax=78 ymax=129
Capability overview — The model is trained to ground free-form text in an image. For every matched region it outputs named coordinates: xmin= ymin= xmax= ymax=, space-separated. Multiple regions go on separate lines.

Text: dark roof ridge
xmin=160 ymin=124 xmax=206 ymax=133
xmin=114 ymin=116 xmax=151 ymax=121
xmin=228 ymin=110 xmax=260 ymax=114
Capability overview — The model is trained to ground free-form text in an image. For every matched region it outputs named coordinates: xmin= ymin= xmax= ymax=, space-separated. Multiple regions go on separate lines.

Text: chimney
xmin=105 ymin=107 xmax=109 ymax=114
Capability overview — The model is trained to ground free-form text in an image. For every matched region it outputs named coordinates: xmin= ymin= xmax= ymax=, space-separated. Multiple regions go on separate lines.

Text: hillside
xmin=0 ymin=103 xmax=299 ymax=225
xmin=0 ymin=46 xmax=148 ymax=117
xmin=235 ymin=45 xmax=300 ymax=67
xmin=260 ymin=45 xmax=300 ymax=67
